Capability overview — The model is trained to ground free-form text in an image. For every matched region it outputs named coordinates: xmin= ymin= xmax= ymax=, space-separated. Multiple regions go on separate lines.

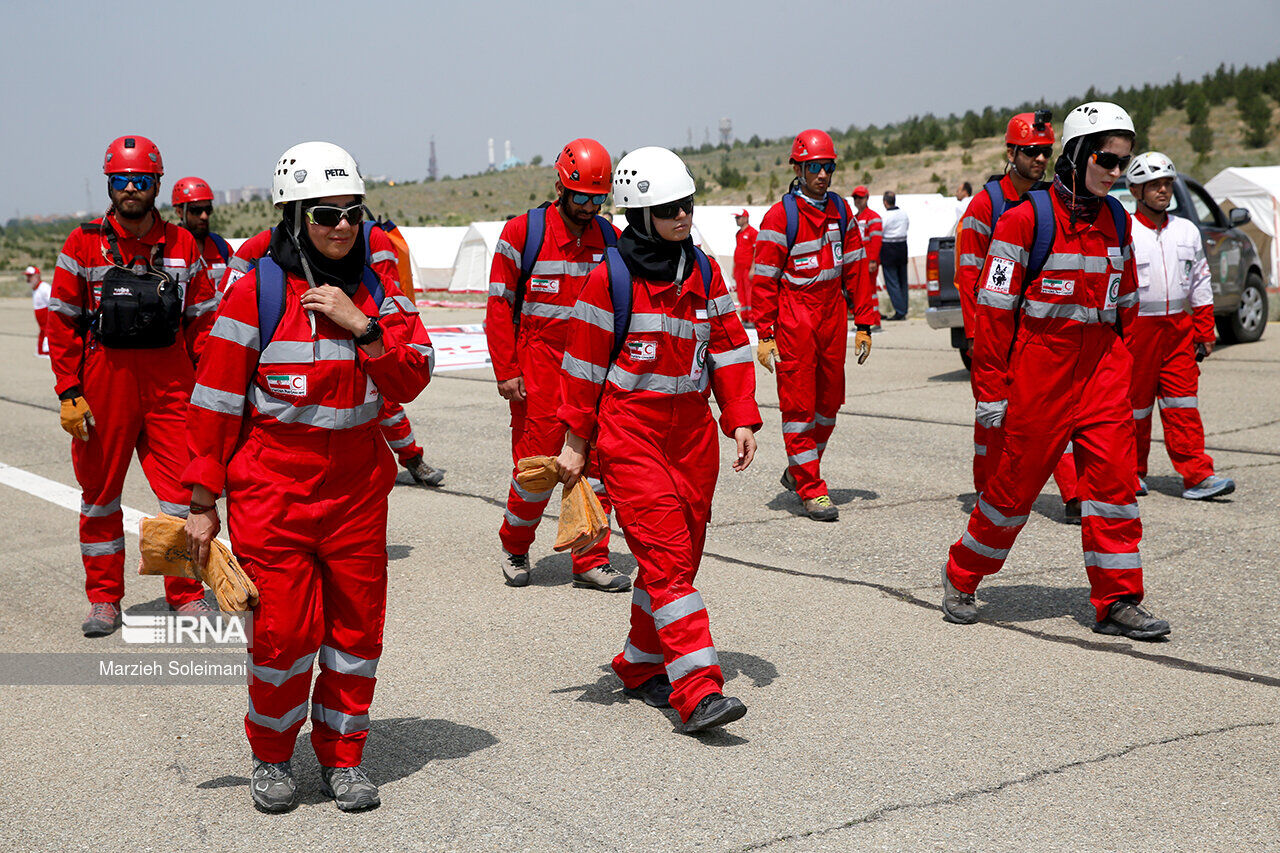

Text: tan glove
xmin=756 ymin=338 xmax=780 ymax=372
xmin=138 ymin=514 xmax=258 ymax=612
xmin=854 ymin=330 xmax=873 ymax=365
xmin=202 ymin=540 xmax=259 ymax=613
xmin=515 ymin=455 xmax=560 ymax=495
xmin=554 ymin=479 xmax=609 ymax=555
xmin=60 ymin=396 xmax=94 ymax=441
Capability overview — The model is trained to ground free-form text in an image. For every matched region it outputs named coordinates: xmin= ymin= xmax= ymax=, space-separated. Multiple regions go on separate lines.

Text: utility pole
xmin=428 ymin=136 xmax=438 ymax=182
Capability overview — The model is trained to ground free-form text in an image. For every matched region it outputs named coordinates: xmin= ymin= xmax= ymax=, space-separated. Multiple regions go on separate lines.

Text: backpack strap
xmin=1024 ymin=189 xmax=1056 ymax=283
xmin=693 ymin=246 xmax=712 ymax=290
xmin=781 ymin=192 xmax=799 ymax=250
xmin=827 ymin=191 xmax=848 ymax=237
xmin=1103 ymin=195 xmax=1128 ymax=248
xmin=595 ymin=215 xmax=617 ymax=247
xmin=255 ymin=256 xmax=287 ymax=349
xmin=361 ymin=220 xmax=376 ymax=267
xmin=983 ymin=179 xmax=1006 ymax=233
xmin=513 ymin=205 xmax=549 ymax=326
xmin=208 ymin=233 xmax=232 ymax=264
xmin=604 ymin=246 xmax=632 ymax=364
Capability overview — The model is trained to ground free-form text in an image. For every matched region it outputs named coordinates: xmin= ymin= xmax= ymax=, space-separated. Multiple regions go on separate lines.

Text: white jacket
xmin=1131 ymin=213 xmax=1211 ymax=317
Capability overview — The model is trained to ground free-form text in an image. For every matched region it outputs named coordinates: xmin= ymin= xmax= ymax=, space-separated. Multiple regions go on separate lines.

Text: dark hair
xmin=961 ymin=181 xmax=973 ymax=194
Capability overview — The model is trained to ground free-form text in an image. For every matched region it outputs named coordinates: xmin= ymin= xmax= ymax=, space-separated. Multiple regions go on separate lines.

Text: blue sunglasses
xmin=570 ymin=191 xmax=608 ymax=206
xmin=108 ymin=174 xmax=157 ymax=192
xmin=805 ymin=161 xmax=837 ymax=174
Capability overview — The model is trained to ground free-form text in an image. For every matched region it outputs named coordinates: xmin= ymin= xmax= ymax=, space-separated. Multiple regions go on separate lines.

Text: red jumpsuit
xmin=48 ymin=213 xmax=218 ymax=608
xmin=957 ymin=178 xmax=1078 ymax=501
xmin=199 ymin=232 xmax=232 ymax=292
xmin=732 ymin=223 xmax=757 ymax=316
xmin=184 ymin=259 xmax=433 ymax=768
xmin=558 ymin=254 xmax=760 ymax=722
xmin=32 ymin=277 xmax=52 ymax=356
xmin=229 ymin=228 xmax=428 ymax=467
xmin=855 ymin=206 xmax=883 ymax=318
xmin=1128 ymin=210 xmax=1216 ymax=489
xmin=752 ymin=193 xmax=875 ymax=501
xmin=946 ymin=189 xmax=1145 ymax=621
xmin=486 ymin=207 xmax=618 ymax=573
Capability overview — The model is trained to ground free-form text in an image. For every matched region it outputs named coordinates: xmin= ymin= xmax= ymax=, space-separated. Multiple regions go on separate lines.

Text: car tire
xmin=1227 ymin=272 xmax=1268 ymax=344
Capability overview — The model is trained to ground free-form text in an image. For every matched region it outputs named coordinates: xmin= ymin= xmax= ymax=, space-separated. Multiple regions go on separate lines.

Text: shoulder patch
xmin=984 ymin=257 xmax=1015 ymax=294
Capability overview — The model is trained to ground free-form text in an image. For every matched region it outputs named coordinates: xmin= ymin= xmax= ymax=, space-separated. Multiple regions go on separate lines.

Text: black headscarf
xmin=268 ymin=202 xmax=366 ymax=295
xmin=618 ymin=207 xmax=695 ymax=284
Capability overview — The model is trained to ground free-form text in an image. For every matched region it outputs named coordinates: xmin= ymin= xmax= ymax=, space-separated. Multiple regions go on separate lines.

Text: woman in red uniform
xmin=556 ymin=147 xmax=761 ymax=733
xmin=184 ymin=142 xmax=434 ymax=812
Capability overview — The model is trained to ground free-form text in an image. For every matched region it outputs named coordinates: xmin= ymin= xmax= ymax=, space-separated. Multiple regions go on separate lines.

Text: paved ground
xmin=0 ymin=297 xmax=1276 ymax=852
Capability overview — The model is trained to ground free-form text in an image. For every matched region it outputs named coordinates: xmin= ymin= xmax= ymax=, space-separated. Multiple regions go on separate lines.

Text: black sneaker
xmin=1063 ymin=499 xmax=1082 ymax=525
xmin=319 ymin=764 xmax=380 ymax=812
xmin=623 ymin=675 xmax=673 ymax=708
xmin=404 ymin=454 xmax=445 ymax=487
xmin=780 ymin=469 xmax=797 ymax=492
xmin=502 ymin=551 xmax=530 ymax=587
xmin=251 ymin=757 xmax=298 ymax=813
xmin=940 ymin=566 xmax=978 ymax=624
xmin=81 ymin=601 xmax=121 ymax=638
xmin=1093 ymin=599 xmax=1170 ymax=641
xmin=683 ymin=693 xmax=747 ymax=733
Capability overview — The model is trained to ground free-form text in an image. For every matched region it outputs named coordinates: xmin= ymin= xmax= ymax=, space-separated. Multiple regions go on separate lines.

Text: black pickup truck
xmin=925 ymin=173 xmax=1269 ymax=368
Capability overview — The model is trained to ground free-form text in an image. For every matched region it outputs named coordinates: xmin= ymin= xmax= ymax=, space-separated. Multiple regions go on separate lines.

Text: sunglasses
xmin=108 ymin=174 xmax=157 ymax=192
xmin=650 ymin=196 xmax=694 ymax=220
xmin=1018 ymin=145 xmax=1053 ymax=160
xmin=805 ymin=161 xmax=837 ymax=174
xmin=570 ymin=191 xmax=608 ymax=206
xmin=304 ymin=203 xmax=364 ymax=228
xmin=1091 ymin=151 xmax=1132 ymax=172
xmin=186 ymin=204 xmax=213 ymax=216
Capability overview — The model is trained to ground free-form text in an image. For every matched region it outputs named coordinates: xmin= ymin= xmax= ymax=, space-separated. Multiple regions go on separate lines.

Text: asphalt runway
xmin=0 ymin=297 xmax=1276 ymax=852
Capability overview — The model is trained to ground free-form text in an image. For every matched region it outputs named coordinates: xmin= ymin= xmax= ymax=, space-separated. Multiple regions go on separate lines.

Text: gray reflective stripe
xmin=791 ymin=237 xmax=824 ymax=255
xmin=380 ymin=295 xmax=419 ymax=316
xmin=1133 ymin=405 xmax=1154 ymax=420
xmin=1084 ymin=551 xmax=1142 ymax=570
xmin=522 ymin=301 xmax=573 ymax=321
xmin=489 ymin=280 xmax=515 ymax=301
xmin=191 ymin=383 xmax=245 ymax=417
xmin=1139 ymin=297 xmax=1187 ymax=315
xmin=81 ymin=537 xmax=125 ymax=556
xmin=631 ymin=588 xmax=653 ymax=614
xmin=531 ymin=259 xmax=596 ymax=277
xmin=84 ymin=267 xmax=111 ymax=282
xmin=788 ymin=449 xmax=819 ymax=466
xmin=211 ymin=316 xmax=260 ymax=350
xmin=57 ymin=252 xmax=82 ymax=276
xmin=504 ymin=509 xmax=540 ymax=528
xmin=370 ymin=250 xmax=398 ymax=265
xmin=978 ymin=496 xmax=1028 ymax=527
xmin=185 ymin=292 xmax=221 ymax=318
xmin=961 ymin=530 xmax=1009 ymax=560
xmin=410 ymin=343 xmax=436 ymax=375
xmin=387 ymin=436 xmax=415 ymax=449
xmin=782 ymin=420 xmax=815 ymax=434
xmin=158 ymin=500 xmax=189 ymax=518
xmin=248 ymin=386 xmax=380 ymax=430
xmin=1063 ymin=441 xmax=1074 ymax=454
xmin=260 ymin=341 xmax=314 ymax=363
xmin=607 ymin=369 xmax=684 ymax=395
xmin=1022 ymin=300 xmax=1111 ymax=324
xmin=1081 ymin=500 xmax=1140 ymax=519
xmin=978 ymin=290 xmax=1019 ymax=311
xmin=494 ymin=239 xmax=521 ymax=266
xmin=631 ymin=313 xmax=695 ymax=338
xmin=974 ymin=443 xmax=986 ymax=456
xmin=710 ymin=294 xmax=737 ymax=315
xmin=988 ymin=240 xmax=1029 ymax=266
xmin=563 ymin=353 xmax=608 ymax=385
xmin=961 ymin=216 xmax=991 ymax=236
xmin=1041 ymin=253 xmax=1111 ymax=274
xmin=782 ymin=266 xmax=841 ymax=286
xmin=844 ymin=247 xmax=866 ymax=263
xmin=752 ymin=263 xmax=782 ymax=278
xmin=229 ymin=256 xmax=253 ymax=273
xmin=251 ymin=652 xmax=316 ymax=686
xmin=80 ymin=497 xmax=122 ymax=518
xmin=318 ymin=645 xmax=379 ymax=678
xmin=756 ymin=230 xmax=786 ymax=246
xmin=510 ymin=477 xmax=553 ymax=503
xmin=816 ymin=440 xmax=828 ymax=453
xmin=48 ymin=297 xmax=82 ymax=318
xmin=316 ymin=339 xmax=358 ymax=361
xmin=1115 ymin=291 xmax=1137 ymax=309
xmin=575 ymin=301 xmax=614 ymax=333
xmin=652 ymin=592 xmax=706 ymax=631
xmin=959 ymin=253 xmax=984 ymax=268
xmin=666 ymin=646 xmax=719 ymax=683
xmin=622 ymin=640 xmax=663 ymax=664
xmin=247 ymin=698 xmax=309 ymax=732
xmin=814 ymin=413 xmax=837 ymax=427
xmin=709 ymin=344 xmax=753 ymax=369
xmin=380 ymin=411 xmax=407 ymax=427
xmin=1158 ymin=396 xmax=1198 ymax=409
xmin=311 ymin=702 xmax=369 ymax=735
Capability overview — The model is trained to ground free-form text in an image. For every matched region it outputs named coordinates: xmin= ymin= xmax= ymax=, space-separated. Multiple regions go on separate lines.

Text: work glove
xmin=60 ymin=396 xmax=94 ymax=441
xmin=138 ymin=514 xmax=259 ymax=613
xmin=555 ymin=479 xmax=609 ymax=555
xmin=854 ymin=330 xmax=873 ymax=365
xmin=756 ymin=339 xmax=780 ymax=372
xmin=201 ymin=539 xmax=259 ymax=613
xmin=515 ymin=455 xmax=560 ymax=495
xmin=975 ymin=399 xmax=1008 ymax=429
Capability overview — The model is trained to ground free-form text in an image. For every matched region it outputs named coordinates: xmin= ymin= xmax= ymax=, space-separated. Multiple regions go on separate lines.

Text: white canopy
xmin=1204 ymin=166 xmax=1280 ymax=288
xmin=398 ymin=226 xmax=468 ymax=291
xmin=447 ymin=221 xmax=507 ymax=293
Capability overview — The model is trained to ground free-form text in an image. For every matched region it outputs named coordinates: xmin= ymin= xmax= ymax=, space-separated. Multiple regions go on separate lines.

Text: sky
xmin=4 ymin=0 xmax=1280 ymax=219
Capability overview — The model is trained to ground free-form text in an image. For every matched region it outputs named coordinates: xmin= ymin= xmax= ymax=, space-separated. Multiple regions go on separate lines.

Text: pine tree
xmin=1185 ymin=87 xmax=1210 ymax=125
xmin=1189 ymin=122 xmax=1214 ymax=158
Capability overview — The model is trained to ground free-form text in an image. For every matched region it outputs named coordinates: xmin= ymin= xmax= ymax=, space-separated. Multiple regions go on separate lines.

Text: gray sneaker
xmin=940 ymin=566 xmax=978 ymax=624
xmin=573 ymin=564 xmax=631 ymax=592
xmin=404 ymin=455 xmax=445 ymax=487
xmin=802 ymin=495 xmax=838 ymax=522
xmin=780 ymin=469 xmax=797 ymax=492
xmin=1135 ymin=478 xmax=1148 ymax=497
xmin=251 ymin=757 xmax=297 ymax=813
xmin=81 ymin=601 xmax=121 ymax=638
xmin=1182 ymin=475 xmax=1235 ymax=501
xmin=1094 ymin=599 xmax=1170 ymax=640
xmin=502 ymin=551 xmax=530 ymax=587
xmin=172 ymin=597 xmax=216 ymax=615
xmin=319 ymin=764 xmax=381 ymax=812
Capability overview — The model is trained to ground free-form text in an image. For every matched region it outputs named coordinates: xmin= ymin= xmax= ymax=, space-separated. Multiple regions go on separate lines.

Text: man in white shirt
xmin=879 ymin=191 xmax=910 ymax=320
xmin=27 ymin=265 xmax=51 ymax=357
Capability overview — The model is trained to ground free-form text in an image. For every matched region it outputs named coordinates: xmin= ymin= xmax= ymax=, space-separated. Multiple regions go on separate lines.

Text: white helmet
xmin=272 ymin=141 xmax=365 ymax=205
xmin=612 ymin=147 xmax=696 ymax=209
xmin=1126 ymin=151 xmax=1176 ymax=185
xmin=1062 ymin=102 xmax=1135 ymax=145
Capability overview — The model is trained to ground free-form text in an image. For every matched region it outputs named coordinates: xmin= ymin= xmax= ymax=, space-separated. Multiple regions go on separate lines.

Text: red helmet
xmin=1005 ymin=112 xmax=1055 ymax=147
xmin=555 ymin=138 xmax=612 ymax=193
xmin=790 ymin=129 xmax=837 ymax=163
xmin=172 ymin=177 xmax=214 ymax=206
xmin=103 ymin=135 xmax=164 ymax=176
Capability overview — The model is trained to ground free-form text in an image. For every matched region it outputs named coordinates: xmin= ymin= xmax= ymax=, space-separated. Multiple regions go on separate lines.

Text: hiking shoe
xmin=1182 ymin=475 xmax=1235 ymax=501
xmin=251 ymin=757 xmax=297 ymax=813
xmin=81 ymin=601 xmax=121 ymax=637
xmin=573 ymin=564 xmax=631 ymax=592
xmin=623 ymin=674 xmax=673 ymax=708
xmin=319 ymin=764 xmax=380 ymax=812
xmin=802 ymin=494 xmax=838 ymax=521
xmin=683 ymin=694 xmax=747 ymax=733
xmin=940 ymin=565 xmax=978 ymax=625
xmin=1135 ymin=478 xmax=1148 ymax=497
xmin=404 ymin=454 xmax=445 ymax=487
xmin=172 ymin=597 xmax=216 ymax=615
xmin=1093 ymin=599 xmax=1170 ymax=641
xmin=502 ymin=551 xmax=530 ymax=587
xmin=1063 ymin=499 xmax=1082 ymax=525
xmin=779 ymin=469 xmax=797 ymax=492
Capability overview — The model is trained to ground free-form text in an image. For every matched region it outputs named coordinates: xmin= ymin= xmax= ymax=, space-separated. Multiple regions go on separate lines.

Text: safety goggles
xmin=569 ymin=191 xmax=608 ymax=206
xmin=1017 ymin=145 xmax=1053 ymax=160
xmin=185 ymin=204 xmax=213 ymax=216
xmin=108 ymin=174 xmax=157 ymax=192
xmin=304 ymin=203 xmax=364 ymax=228
xmin=1091 ymin=151 xmax=1132 ymax=172
xmin=650 ymin=196 xmax=694 ymax=220
xmin=805 ymin=161 xmax=837 ymax=174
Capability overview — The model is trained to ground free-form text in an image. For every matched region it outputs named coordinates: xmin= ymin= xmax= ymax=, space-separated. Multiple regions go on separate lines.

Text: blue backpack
xmin=984 ymin=181 xmax=1128 ymax=283
xmin=780 ymin=190 xmax=849 ymax=252
xmin=513 ymin=204 xmax=616 ymax=325
xmin=207 ymin=232 xmax=232 ymax=264
xmin=601 ymin=245 xmax=712 ymax=363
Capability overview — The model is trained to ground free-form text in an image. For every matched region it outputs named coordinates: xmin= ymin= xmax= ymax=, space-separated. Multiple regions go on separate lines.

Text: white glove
xmin=975 ymin=400 xmax=1008 ymax=429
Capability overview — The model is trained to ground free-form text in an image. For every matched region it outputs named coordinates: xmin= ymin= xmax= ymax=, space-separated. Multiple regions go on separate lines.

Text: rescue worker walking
xmin=956 ymin=112 xmax=1081 ymax=522
xmin=486 ymin=138 xmax=627 ymax=591
xmin=172 ymin=177 xmax=233 ymax=292
xmin=184 ymin=142 xmax=434 ymax=813
xmin=48 ymin=135 xmax=217 ymax=636
xmin=851 ymin=186 xmax=883 ymax=329
xmin=556 ymin=146 xmax=760 ymax=733
xmin=28 ymin=265 xmax=51 ymax=356
xmin=941 ymin=103 xmax=1170 ymax=640
xmin=1124 ymin=151 xmax=1235 ymax=500
xmin=732 ymin=209 xmax=757 ymax=324
xmin=752 ymin=129 xmax=876 ymax=522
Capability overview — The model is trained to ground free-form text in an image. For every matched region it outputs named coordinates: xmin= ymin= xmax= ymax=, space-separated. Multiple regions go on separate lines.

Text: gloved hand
xmin=555 ymin=478 xmax=609 ymax=555
xmin=854 ymin=330 xmax=873 ymax=365
xmin=202 ymin=539 xmax=259 ymax=613
xmin=757 ymin=338 xmax=780 ymax=372
xmin=60 ymin=396 xmax=94 ymax=441
xmin=975 ymin=399 xmax=1008 ymax=429
xmin=516 ymin=455 xmax=561 ymax=495
xmin=138 ymin=513 xmax=258 ymax=612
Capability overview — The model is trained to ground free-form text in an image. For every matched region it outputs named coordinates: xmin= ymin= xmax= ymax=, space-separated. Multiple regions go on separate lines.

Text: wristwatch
xmin=354 ymin=316 xmax=383 ymax=346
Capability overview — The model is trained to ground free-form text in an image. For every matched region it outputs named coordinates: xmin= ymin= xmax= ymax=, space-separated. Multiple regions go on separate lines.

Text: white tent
xmin=691 ymin=204 xmax=771 ymax=272
xmin=447 ymin=221 xmax=507 ymax=293
xmin=398 ymin=226 xmax=468 ymax=292
xmin=1204 ymin=166 xmax=1280 ymax=288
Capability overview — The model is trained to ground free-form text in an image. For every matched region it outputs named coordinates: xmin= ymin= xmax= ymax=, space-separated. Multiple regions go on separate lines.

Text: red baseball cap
xmin=852 ymin=186 xmax=869 ymax=197
xmin=733 ymin=209 xmax=748 ymax=217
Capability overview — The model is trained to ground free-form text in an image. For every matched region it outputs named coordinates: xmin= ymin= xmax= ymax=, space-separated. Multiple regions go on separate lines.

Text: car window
xmin=1186 ymin=182 xmax=1225 ymax=227
xmin=1110 ymin=185 xmax=1181 ymax=216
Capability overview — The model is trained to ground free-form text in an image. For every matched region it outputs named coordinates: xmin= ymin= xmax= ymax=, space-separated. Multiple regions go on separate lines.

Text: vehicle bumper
xmin=926 ymin=306 xmax=964 ymax=330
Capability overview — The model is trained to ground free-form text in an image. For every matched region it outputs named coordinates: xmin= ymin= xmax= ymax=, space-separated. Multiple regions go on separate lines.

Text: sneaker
xmin=250 ymin=757 xmax=297 ymax=813
xmin=172 ymin=597 xmax=216 ymax=615
xmin=319 ymin=764 xmax=380 ymax=812
xmin=1063 ymin=499 xmax=1082 ymax=525
xmin=502 ymin=551 xmax=530 ymax=587
xmin=802 ymin=494 xmax=838 ymax=522
xmin=683 ymin=693 xmax=747 ymax=733
xmin=81 ymin=601 xmax=121 ymax=637
xmin=940 ymin=565 xmax=978 ymax=625
xmin=623 ymin=674 xmax=673 ymax=708
xmin=404 ymin=454 xmax=445 ymax=487
xmin=573 ymin=564 xmax=631 ymax=592
xmin=1093 ymin=599 xmax=1170 ymax=641
xmin=1135 ymin=478 xmax=1148 ymax=497
xmin=1182 ymin=475 xmax=1235 ymax=501
xmin=779 ymin=469 xmax=797 ymax=492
